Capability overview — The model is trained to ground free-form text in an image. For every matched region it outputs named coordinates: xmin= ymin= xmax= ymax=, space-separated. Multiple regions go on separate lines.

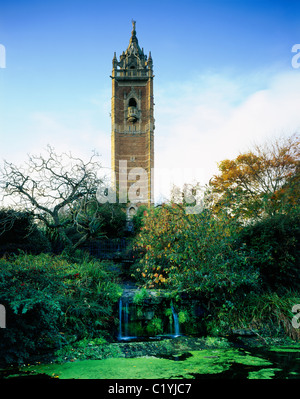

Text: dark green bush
xmin=0 ymin=209 xmax=51 ymax=256
xmin=205 ymin=290 xmax=300 ymax=340
xmin=238 ymin=212 xmax=300 ymax=292
xmin=0 ymin=253 xmax=122 ymax=365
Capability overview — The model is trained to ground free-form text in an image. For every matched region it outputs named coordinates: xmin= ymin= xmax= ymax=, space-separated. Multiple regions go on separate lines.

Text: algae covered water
xmin=8 ymin=344 xmax=300 ymax=380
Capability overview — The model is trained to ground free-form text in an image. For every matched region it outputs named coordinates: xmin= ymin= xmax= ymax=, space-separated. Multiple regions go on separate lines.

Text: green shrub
xmin=133 ymin=288 xmax=150 ymax=305
xmin=146 ymin=317 xmax=163 ymax=335
xmin=239 ymin=212 xmax=300 ymax=291
xmin=0 ymin=209 xmax=51 ymax=256
xmin=207 ymin=291 xmax=300 ymax=340
xmin=132 ymin=205 xmax=260 ymax=301
xmin=0 ymin=253 xmax=122 ymax=365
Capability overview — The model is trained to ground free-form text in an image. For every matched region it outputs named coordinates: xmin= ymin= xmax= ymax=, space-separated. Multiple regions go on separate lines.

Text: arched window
xmin=128 ymin=98 xmax=137 ymax=107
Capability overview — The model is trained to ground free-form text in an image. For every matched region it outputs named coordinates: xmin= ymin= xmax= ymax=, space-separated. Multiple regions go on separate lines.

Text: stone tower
xmin=111 ymin=21 xmax=154 ymax=213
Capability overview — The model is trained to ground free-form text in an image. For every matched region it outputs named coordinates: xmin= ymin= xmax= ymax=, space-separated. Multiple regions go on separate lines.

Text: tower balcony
xmin=127 ymin=106 xmax=139 ymax=122
xmin=115 ymin=69 xmax=149 ymax=77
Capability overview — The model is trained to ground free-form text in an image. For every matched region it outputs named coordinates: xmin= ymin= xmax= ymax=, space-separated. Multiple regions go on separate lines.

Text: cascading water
xmin=118 ymin=299 xmax=137 ymax=341
xmin=171 ymin=304 xmax=180 ymax=337
xmin=118 ymin=297 xmax=181 ymax=341
xmin=118 ymin=298 xmax=123 ymax=340
xmin=124 ymin=301 xmax=129 ymax=337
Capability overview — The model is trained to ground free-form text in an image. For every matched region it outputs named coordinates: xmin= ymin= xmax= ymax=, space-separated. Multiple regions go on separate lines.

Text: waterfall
xmin=118 ymin=297 xmax=181 ymax=341
xmin=124 ymin=301 xmax=129 ymax=337
xmin=118 ymin=298 xmax=122 ymax=339
xmin=118 ymin=298 xmax=136 ymax=341
xmin=171 ymin=304 xmax=180 ymax=337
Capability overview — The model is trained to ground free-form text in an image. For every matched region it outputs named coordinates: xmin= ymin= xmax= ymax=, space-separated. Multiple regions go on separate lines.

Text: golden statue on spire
xmin=132 ymin=19 xmax=136 ymax=34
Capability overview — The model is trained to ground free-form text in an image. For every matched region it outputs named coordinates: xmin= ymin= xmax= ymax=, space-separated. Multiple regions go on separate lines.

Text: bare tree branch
xmin=0 ymin=146 xmax=105 ymax=249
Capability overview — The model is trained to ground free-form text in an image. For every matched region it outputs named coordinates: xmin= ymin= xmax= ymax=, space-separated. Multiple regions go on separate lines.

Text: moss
xmin=248 ymin=368 xmax=281 ymax=379
xmin=268 ymin=345 xmax=300 ymax=353
xmin=204 ymin=337 xmax=231 ymax=348
xmin=23 ymin=348 xmax=273 ymax=379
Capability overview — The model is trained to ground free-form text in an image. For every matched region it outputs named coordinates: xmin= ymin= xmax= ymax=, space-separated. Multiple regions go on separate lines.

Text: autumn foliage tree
xmin=132 ymin=134 xmax=300 ymax=299
xmin=132 ymin=204 xmax=259 ymax=299
xmin=209 ymin=134 xmax=300 ymax=219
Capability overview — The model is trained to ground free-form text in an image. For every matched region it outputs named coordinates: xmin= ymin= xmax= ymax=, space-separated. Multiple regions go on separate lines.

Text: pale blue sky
xmin=1 ymin=0 xmax=300 ymax=201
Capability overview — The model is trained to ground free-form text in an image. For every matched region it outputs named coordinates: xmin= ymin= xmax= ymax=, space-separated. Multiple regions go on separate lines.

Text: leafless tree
xmin=0 ymin=145 xmax=105 ymax=249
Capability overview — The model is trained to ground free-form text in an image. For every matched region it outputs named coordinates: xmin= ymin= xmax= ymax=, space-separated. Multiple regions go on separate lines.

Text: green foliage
xmin=204 ymin=337 xmax=232 ymax=348
xmin=238 ymin=212 xmax=300 ymax=291
xmin=64 ymin=201 xmax=128 ymax=245
xmin=133 ymin=288 xmax=150 ymax=305
xmin=206 ymin=291 xmax=300 ymax=340
xmin=132 ymin=204 xmax=260 ymax=302
xmin=131 ymin=201 xmax=300 ymax=341
xmin=0 ymin=253 xmax=122 ymax=365
xmin=146 ymin=317 xmax=163 ymax=335
xmin=95 ymin=202 xmax=128 ymax=238
xmin=131 ymin=205 xmax=150 ymax=232
xmin=53 ymin=337 xmax=123 ymax=363
xmin=178 ymin=310 xmax=189 ymax=324
xmin=45 ymin=201 xmax=128 ymax=254
xmin=0 ymin=209 xmax=51 ymax=256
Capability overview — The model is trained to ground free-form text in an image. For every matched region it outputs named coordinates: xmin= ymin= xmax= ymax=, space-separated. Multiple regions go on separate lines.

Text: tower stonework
xmin=111 ymin=21 xmax=154 ymax=210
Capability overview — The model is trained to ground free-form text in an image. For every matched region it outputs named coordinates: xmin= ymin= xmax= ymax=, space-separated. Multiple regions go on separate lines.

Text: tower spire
xmin=131 ymin=19 xmax=136 ymax=35
xmin=126 ymin=19 xmax=142 ymax=57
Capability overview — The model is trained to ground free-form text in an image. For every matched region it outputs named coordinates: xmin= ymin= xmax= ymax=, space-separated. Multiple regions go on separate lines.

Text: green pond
xmin=4 ymin=344 xmax=300 ymax=380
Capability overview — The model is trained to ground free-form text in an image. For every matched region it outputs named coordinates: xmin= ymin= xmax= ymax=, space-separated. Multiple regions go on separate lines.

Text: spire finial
xmin=131 ymin=19 xmax=136 ymax=35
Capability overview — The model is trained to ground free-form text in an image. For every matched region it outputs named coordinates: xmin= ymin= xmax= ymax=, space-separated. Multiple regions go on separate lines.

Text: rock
xmin=231 ymin=329 xmax=256 ymax=337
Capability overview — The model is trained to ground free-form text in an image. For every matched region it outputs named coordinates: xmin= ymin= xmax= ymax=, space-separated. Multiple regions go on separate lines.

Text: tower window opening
xmin=129 ymin=98 xmax=137 ymax=107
